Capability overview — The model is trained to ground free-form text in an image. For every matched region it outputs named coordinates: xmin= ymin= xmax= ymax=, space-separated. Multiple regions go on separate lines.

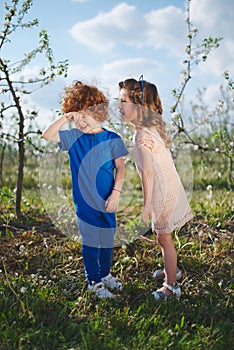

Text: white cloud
xmin=69 ymin=0 xmax=233 ymax=78
xmin=190 ymin=0 xmax=234 ymax=77
xmin=145 ymin=6 xmax=186 ymax=55
xmin=70 ymin=3 xmax=144 ymax=52
xmin=69 ymin=3 xmax=186 ymax=55
xmin=190 ymin=0 xmax=234 ymax=36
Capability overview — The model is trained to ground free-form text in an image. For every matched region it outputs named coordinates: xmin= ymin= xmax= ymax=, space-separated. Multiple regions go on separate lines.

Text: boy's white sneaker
xmin=88 ymin=281 xmax=115 ymax=299
xmin=101 ymin=273 xmax=123 ymax=291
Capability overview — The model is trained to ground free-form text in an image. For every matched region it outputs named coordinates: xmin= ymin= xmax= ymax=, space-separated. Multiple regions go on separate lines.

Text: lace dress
xmin=133 ymin=128 xmax=193 ymax=234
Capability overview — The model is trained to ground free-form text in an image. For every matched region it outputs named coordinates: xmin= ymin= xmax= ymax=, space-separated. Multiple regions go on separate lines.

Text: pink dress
xmin=133 ymin=128 xmax=193 ymax=234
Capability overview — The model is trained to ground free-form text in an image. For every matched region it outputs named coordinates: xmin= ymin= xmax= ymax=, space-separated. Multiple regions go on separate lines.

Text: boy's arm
xmin=42 ymin=114 xmax=71 ymax=142
xmin=105 ymin=157 xmax=125 ymax=212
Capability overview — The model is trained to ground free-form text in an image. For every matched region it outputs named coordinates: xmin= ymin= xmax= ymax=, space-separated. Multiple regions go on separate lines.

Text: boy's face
xmin=73 ymin=111 xmax=101 ymax=133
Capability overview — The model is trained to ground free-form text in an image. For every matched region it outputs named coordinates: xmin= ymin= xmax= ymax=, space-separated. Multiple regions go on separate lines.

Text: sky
xmin=1 ymin=0 xmax=234 ymax=128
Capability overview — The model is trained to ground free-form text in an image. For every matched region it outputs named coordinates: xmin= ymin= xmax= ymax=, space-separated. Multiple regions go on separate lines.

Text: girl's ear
xmin=134 ymin=94 xmax=142 ymax=104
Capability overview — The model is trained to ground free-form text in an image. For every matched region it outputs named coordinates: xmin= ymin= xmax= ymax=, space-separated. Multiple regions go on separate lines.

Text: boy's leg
xmin=82 ymin=245 xmax=101 ymax=285
xmin=99 ymin=247 xmax=113 ymax=279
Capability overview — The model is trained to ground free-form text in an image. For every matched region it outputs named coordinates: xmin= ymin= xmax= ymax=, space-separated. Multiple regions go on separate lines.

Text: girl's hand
xmin=105 ymin=191 xmax=120 ymax=212
xmin=142 ymin=206 xmax=152 ymax=226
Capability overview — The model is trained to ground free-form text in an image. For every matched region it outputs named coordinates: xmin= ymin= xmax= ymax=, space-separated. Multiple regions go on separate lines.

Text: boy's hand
xmin=64 ymin=112 xmax=81 ymax=123
xmin=105 ymin=191 xmax=120 ymax=212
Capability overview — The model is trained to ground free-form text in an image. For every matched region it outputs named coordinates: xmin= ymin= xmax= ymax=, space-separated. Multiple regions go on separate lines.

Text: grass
xmin=0 ymin=183 xmax=233 ymax=349
xmin=0 ymin=150 xmax=233 ymax=349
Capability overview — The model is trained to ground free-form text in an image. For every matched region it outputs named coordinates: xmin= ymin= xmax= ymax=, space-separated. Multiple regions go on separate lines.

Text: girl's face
xmin=73 ymin=111 xmax=101 ymax=133
xmin=118 ymin=88 xmax=137 ymax=125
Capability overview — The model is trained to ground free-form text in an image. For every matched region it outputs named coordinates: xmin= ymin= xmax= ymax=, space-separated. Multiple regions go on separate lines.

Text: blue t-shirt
xmin=59 ymin=128 xmax=128 ymax=232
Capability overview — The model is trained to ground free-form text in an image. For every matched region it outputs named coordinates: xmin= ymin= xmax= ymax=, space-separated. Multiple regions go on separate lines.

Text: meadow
xmin=0 ymin=148 xmax=233 ymax=350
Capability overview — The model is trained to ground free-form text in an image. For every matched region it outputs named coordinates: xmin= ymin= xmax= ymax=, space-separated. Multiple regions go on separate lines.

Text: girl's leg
xmin=157 ymin=233 xmax=177 ymax=295
xmin=99 ymin=247 xmax=113 ymax=279
xmin=82 ymin=245 xmax=101 ymax=285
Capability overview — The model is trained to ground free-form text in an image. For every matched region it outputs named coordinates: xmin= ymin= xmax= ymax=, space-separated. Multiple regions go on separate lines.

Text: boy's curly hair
xmin=61 ymin=81 xmax=108 ymax=122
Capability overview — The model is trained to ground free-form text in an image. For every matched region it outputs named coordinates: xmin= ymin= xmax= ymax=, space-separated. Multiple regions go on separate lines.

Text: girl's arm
xmin=105 ymin=157 xmax=125 ymax=212
xmin=42 ymin=114 xmax=73 ymax=142
xmin=136 ymin=146 xmax=154 ymax=225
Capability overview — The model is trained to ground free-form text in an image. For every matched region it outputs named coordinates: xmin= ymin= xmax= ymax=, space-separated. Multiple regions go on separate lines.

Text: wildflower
xmin=20 ymin=287 xmax=26 ymax=294
xmin=206 ymin=185 xmax=212 ymax=199
xmin=218 ymin=280 xmax=223 ymax=288
xmin=19 ymin=245 xmax=25 ymax=253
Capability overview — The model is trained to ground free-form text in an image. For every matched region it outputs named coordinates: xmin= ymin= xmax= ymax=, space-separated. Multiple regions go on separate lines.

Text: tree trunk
xmin=0 ymin=142 xmax=6 ymax=188
xmin=0 ymin=58 xmax=26 ymax=218
xmin=16 ymin=137 xmax=24 ymax=218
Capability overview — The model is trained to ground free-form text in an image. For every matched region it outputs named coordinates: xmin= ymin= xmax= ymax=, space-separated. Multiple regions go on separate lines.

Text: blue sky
xmin=1 ymin=0 xmax=234 ymax=128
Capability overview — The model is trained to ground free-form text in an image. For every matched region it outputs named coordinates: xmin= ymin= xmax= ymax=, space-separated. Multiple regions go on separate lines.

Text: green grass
xmin=0 ymin=150 xmax=233 ymax=350
xmin=0 ymin=187 xmax=233 ymax=349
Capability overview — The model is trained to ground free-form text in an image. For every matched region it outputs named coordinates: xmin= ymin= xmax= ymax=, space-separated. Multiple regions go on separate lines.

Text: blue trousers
xmin=82 ymin=245 xmax=113 ymax=285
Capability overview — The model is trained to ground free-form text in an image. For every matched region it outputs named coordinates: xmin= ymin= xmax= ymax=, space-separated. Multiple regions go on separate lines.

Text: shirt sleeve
xmin=135 ymin=129 xmax=155 ymax=152
xmin=59 ymin=129 xmax=80 ymax=151
xmin=110 ymin=134 xmax=128 ymax=159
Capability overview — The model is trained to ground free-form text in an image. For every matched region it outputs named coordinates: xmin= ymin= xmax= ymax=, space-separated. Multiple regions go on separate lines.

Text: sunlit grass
xmin=0 ymin=152 xmax=233 ymax=349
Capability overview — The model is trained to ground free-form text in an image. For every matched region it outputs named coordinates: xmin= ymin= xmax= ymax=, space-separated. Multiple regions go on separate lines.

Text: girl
xmin=42 ymin=81 xmax=128 ymax=298
xmin=118 ymin=77 xmax=193 ymax=300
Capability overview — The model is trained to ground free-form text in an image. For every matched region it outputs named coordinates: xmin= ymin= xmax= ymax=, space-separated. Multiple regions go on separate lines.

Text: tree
xmin=0 ymin=0 xmax=68 ymax=218
xmin=167 ymin=0 xmax=234 ymax=187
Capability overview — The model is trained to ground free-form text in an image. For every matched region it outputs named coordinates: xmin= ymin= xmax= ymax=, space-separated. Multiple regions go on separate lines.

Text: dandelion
xmin=20 ymin=287 xmax=26 ymax=294
xmin=206 ymin=185 xmax=212 ymax=199
xmin=215 ymin=148 xmax=220 ymax=152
